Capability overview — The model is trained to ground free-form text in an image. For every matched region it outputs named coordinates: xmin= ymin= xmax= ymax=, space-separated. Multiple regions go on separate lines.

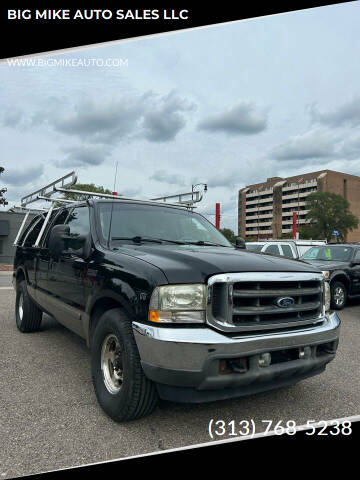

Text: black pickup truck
xmin=300 ymin=243 xmax=360 ymax=310
xmin=13 ymin=199 xmax=340 ymax=421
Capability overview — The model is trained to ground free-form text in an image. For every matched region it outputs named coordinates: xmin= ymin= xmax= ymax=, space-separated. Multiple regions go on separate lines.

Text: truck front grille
xmin=207 ymin=272 xmax=325 ymax=333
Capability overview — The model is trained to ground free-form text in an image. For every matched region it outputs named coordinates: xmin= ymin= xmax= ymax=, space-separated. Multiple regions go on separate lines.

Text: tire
xmin=330 ymin=281 xmax=347 ymax=310
xmin=91 ymin=308 xmax=158 ymax=422
xmin=15 ymin=280 xmax=42 ymax=332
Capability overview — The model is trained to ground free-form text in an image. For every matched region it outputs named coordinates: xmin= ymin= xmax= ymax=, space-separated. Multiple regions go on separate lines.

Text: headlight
xmin=322 ymin=271 xmax=330 ymax=280
xmin=324 ymin=281 xmax=331 ymax=312
xmin=149 ymin=284 xmax=206 ymax=323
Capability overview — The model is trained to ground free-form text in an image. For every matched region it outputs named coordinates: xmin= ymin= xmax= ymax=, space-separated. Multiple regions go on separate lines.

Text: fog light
xmin=299 ymin=346 xmax=311 ymax=359
xmin=258 ymin=353 xmax=271 ymax=367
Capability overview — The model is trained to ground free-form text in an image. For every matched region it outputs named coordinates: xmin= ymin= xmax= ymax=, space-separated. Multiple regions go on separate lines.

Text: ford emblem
xmin=276 ymin=297 xmax=295 ymax=308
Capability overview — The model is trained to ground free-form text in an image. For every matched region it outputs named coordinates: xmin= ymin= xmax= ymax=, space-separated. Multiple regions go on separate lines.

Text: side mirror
xmin=235 ymin=237 xmax=246 ymax=249
xmin=48 ymin=224 xmax=92 ymax=260
xmin=48 ymin=224 xmax=70 ymax=258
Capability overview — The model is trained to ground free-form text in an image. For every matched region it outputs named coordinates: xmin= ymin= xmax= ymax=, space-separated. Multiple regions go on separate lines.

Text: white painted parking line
xmin=0 ymin=287 xmax=13 ymax=290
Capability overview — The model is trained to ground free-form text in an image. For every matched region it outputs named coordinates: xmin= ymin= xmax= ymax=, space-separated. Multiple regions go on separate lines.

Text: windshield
xmin=98 ymin=202 xmax=232 ymax=247
xmin=246 ymin=243 xmax=263 ymax=252
xmin=300 ymin=246 xmax=354 ymax=262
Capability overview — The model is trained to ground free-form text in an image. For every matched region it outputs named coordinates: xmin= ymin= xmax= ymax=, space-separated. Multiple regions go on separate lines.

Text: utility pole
xmin=0 ymin=167 xmax=8 ymax=207
xmin=215 ymin=203 xmax=221 ymax=229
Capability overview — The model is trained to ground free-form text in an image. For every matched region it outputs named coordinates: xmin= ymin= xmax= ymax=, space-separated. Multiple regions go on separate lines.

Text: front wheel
xmin=15 ymin=280 xmax=42 ymax=332
xmin=91 ymin=308 xmax=158 ymax=422
xmin=330 ymin=281 xmax=347 ymax=310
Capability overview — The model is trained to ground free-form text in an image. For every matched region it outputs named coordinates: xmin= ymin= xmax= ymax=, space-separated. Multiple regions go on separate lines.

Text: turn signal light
xmin=149 ymin=310 xmax=160 ymax=323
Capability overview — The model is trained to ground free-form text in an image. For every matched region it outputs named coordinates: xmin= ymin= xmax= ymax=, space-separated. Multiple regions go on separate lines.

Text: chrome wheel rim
xmin=334 ymin=287 xmax=345 ymax=306
xmin=18 ymin=293 xmax=24 ymax=320
xmin=101 ymin=334 xmax=123 ymax=394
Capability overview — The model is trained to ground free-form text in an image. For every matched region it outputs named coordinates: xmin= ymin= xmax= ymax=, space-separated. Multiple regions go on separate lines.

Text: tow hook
xmin=229 ymin=359 xmax=248 ymax=373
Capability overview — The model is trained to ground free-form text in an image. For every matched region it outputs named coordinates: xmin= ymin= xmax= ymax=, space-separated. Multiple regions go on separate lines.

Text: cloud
xmin=206 ymin=170 xmax=243 ymax=188
xmin=29 ymin=91 xmax=195 ymax=146
xmin=120 ymin=187 xmax=142 ymax=197
xmin=198 ymin=101 xmax=268 ymax=135
xmin=150 ymin=170 xmax=186 ymax=186
xmin=2 ymin=164 xmax=44 ymax=186
xmin=142 ymin=91 xmax=195 ymax=142
xmin=337 ymin=134 xmax=360 ymax=161
xmin=2 ymin=109 xmax=22 ymax=128
xmin=311 ymin=98 xmax=360 ymax=128
xmin=56 ymin=145 xmax=111 ymax=168
xmin=52 ymin=97 xmax=144 ymax=145
xmin=271 ymin=128 xmax=336 ymax=161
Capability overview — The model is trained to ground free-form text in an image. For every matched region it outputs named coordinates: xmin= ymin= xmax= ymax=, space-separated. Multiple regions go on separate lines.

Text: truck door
xmin=36 ymin=208 xmax=70 ymax=295
xmin=46 ymin=206 xmax=90 ymax=337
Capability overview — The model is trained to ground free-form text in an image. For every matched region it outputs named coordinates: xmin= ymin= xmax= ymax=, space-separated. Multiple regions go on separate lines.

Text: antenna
xmin=113 ymin=162 xmax=118 ymax=193
xmin=107 ymin=162 xmax=118 ymax=248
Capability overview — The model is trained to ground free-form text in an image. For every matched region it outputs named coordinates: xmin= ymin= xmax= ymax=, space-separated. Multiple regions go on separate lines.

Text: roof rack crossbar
xmin=55 ymin=187 xmax=124 ymax=200
xmin=37 ymin=196 xmax=77 ymax=204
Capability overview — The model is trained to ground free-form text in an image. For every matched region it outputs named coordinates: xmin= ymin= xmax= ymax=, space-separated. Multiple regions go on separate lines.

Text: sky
xmin=1 ymin=2 xmax=360 ymax=231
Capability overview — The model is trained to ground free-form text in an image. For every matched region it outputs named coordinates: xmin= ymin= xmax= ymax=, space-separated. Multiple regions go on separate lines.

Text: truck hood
xmin=117 ymin=244 xmax=322 ymax=283
xmin=302 ymin=259 xmax=349 ymax=271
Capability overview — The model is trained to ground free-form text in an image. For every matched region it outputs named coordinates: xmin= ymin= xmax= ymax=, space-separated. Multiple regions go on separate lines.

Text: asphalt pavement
xmin=0 ymin=271 xmax=359 ymax=478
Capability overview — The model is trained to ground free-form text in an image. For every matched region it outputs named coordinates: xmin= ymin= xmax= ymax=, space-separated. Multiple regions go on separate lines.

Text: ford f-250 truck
xmin=13 ymin=197 xmax=340 ymax=421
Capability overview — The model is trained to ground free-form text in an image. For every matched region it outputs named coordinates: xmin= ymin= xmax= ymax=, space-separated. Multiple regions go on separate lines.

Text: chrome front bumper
xmin=132 ymin=312 xmax=340 ymax=402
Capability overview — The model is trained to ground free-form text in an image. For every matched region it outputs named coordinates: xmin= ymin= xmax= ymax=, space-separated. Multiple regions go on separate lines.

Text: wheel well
xmin=331 ymin=275 xmax=349 ymax=292
xmin=16 ymin=269 xmax=25 ymax=286
xmin=89 ymin=297 xmax=122 ymax=341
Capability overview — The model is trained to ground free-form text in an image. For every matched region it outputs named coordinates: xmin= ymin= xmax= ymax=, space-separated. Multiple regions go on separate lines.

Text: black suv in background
xmin=12 ymin=199 xmax=340 ymax=421
xmin=300 ymin=244 xmax=360 ymax=310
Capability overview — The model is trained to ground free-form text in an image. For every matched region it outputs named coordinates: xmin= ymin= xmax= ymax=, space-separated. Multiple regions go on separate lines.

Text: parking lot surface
xmin=0 ymin=271 xmax=359 ymax=478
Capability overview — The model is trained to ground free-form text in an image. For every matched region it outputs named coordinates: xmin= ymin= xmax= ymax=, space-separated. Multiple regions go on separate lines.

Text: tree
xmin=301 ymin=191 xmax=358 ymax=242
xmin=61 ymin=183 xmax=113 ymax=202
xmin=220 ymin=228 xmax=237 ymax=243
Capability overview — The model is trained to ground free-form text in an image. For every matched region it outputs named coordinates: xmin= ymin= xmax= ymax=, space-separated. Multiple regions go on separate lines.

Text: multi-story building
xmin=238 ymin=169 xmax=360 ymax=242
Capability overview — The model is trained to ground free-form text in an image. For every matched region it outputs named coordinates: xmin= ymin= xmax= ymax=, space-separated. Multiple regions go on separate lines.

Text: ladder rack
xmin=13 ymin=170 xmax=206 ymax=247
xmin=150 ymin=190 xmax=202 ymax=205
xmin=21 ymin=171 xmax=77 ymax=207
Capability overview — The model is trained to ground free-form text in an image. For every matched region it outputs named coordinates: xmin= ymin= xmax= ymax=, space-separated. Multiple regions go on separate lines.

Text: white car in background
xmin=246 ymin=240 xmax=327 ymax=259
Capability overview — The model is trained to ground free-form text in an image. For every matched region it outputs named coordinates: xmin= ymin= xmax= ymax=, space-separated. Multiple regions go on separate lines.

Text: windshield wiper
xmin=111 ymin=237 xmax=226 ymax=247
xmin=155 ymin=238 xmax=187 ymax=245
xmin=112 ymin=236 xmax=163 ymax=244
xmin=184 ymin=240 xmax=228 ymax=247
xmin=111 ymin=236 xmax=187 ymax=245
